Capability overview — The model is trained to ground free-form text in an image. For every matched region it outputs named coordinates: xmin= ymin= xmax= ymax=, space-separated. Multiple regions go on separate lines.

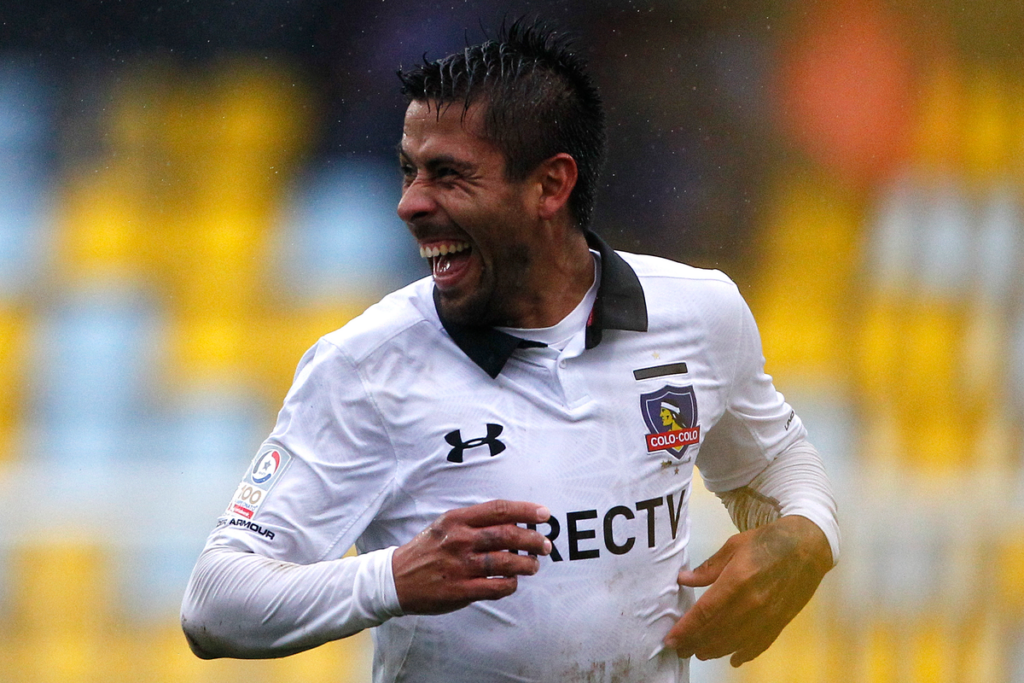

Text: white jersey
xmin=190 ymin=234 xmax=813 ymax=682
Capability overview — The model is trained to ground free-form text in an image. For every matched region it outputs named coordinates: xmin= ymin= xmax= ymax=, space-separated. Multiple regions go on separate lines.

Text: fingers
xmin=467 ymin=547 xmax=540 ymax=579
xmin=449 ymin=499 xmax=551 ymax=528
xmin=729 ymin=633 xmax=775 ymax=668
xmin=473 ymin=522 xmax=552 ymax=557
xmin=676 ymin=535 xmax=737 ymax=588
xmin=666 ymin=532 xmax=762 ymax=657
xmin=675 ymin=567 xmax=716 ymax=588
xmin=663 ymin=581 xmax=736 ymax=656
xmin=463 ymin=576 xmax=519 ymax=602
xmin=675 ymin=598 xmax=758 ymax=661
xmin=392 ymin=499 xmax=552 ymax=615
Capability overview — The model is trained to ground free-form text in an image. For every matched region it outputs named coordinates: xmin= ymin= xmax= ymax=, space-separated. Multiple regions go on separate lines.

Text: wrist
xmin=774 ymin=515 xmax=834 ymax=575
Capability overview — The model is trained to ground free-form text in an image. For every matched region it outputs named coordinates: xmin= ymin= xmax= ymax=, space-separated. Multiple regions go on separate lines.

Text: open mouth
xmin=419 ymin=240 xmax=473 ymax=290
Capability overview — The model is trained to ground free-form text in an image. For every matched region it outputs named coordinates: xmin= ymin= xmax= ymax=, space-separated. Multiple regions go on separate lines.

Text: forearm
xmin=716 ymin=440 xmax=840 ymax=566
xmin=180 ymin=544 xmax=403 ymax=659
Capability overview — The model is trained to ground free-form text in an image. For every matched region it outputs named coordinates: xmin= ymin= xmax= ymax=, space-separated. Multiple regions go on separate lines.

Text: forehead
xmin=400 ymin=99 xmax=502 ymax=164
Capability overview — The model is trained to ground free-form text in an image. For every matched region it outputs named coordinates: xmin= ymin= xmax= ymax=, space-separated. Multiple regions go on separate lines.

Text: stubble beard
xmin=438 ymin=242 xmax=532 ymax=328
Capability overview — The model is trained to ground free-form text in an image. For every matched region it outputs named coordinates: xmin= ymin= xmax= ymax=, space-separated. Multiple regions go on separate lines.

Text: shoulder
xmin=318 ymin=276 xmax=440 ymax=364
xmin=270 ymin=281 xmax=441 ymax=440
xmin=289 ymin=277 xmax=451 ymax=395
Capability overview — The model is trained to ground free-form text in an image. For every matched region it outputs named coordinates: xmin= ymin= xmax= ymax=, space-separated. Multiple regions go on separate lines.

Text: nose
xmin=397 ymin=177 xmax=436 ymax=224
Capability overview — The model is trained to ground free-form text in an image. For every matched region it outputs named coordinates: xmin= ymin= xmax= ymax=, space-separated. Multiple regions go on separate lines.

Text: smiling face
xmin=661 ymin=405 xmax=684 ymax=431
xmin=397 ymin=99 xmax=542 ymax=327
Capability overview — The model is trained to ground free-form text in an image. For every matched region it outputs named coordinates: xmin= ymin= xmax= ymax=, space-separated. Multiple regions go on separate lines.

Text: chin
xmin=437 ymin=292 xmax=486 ymax=327
xmin=437 ymin=289 xmax=505 ymax=327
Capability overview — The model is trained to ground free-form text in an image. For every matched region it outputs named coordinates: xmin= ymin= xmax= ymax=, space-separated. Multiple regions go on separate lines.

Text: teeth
xmin=419 ymin=242 xmax=469 ymax=259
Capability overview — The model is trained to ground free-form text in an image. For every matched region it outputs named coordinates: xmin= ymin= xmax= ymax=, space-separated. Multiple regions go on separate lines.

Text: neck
xmin=507 ymin=227 xmax=594 ymax=329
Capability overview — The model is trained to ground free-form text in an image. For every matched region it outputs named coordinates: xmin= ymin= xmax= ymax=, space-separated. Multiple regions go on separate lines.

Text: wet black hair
xmin=398 ymin=18 xmax=606 ymax=230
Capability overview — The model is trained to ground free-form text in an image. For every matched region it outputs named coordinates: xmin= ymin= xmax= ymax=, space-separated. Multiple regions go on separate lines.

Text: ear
xmin=533 ymin=153 xmax=578 ymax=221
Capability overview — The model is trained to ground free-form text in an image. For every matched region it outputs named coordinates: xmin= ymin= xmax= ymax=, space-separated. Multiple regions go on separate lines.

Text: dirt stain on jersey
xmin=660 ymin=460 xmax=681 ymax=475
xmin=562 ymin=655 xmax=635 ymax=682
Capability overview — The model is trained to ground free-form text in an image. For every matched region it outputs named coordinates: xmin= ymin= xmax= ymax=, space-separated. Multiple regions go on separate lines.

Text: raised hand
xmin=392 ymin=500 xmax=553 ymax=615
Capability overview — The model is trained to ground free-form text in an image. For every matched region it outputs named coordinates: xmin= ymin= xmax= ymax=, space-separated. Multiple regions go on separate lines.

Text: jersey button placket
xmin=557 ymin=355 xmax=590 ymax=408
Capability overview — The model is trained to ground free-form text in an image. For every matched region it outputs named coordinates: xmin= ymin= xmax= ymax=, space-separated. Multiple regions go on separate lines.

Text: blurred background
xmin=0 ymin=0 xmax=1022 ymax=681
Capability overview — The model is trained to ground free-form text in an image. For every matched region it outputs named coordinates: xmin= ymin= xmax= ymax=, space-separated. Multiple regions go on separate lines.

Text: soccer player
xmin=181 ymin=20 xmax=838 ymax=682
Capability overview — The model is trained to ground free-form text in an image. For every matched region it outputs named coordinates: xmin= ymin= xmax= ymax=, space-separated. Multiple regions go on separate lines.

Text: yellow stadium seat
xmin=151 ymin=624 xmax=271 ymax=683
xmin=155 ymin=64 xmax=314 ymax=318
xmin=270 ymin=634 xmax=372 ymax=683
xmin=104 ymin=60 xmax=177 ymax=155
xmin=757 ymin=292 xmax=851 ymax=380
xmin=8 ymin=544 xmax=112 ymax=682
xmin=18 ymin=633 xmax=105 ymax=683
xmin=961 ymin=304 xmax=1009 ymax=409
xmin=912 ymin=65 xmax=964 ymax=172
xmin=160 ymin=59 xmax=310 ymax=222
xmin=0 ymin=307 xmax=28 ymax=460
xmin=1013 ymin=79 xmax=1024 ymax=177
xmin=150 ymin=625 xmax=209 ymax=683
xmin=997 ymin=530 xmax=1024 ymax=615
xmin=170 ymin=314 xmax=251 ymax=383
xmin=859 ymin=620 xmax=898 ymax=683
xmin=53 ymin=164 xmax=155 ymax=285
xmin=969 ymin=408 xmax=1017 ymax=473
xmin=737 ymin=604 xmax=828 ymax=683
xmin=909 ymin=618 xmax=955 ymax=683
xmin=962 ymin=70 xmax=1012 ymax=182
xmin=12 ymin=543 xmax=110 ymax=637
xmin=207 ymin=58 xmax=311 ymax=158
xmin=166 ymin=304 xmax=366 ymax=405
xmin=93 ymin=628 xmax=149 ymax=683
xmin=896 ymin=300 xmax=969 ymax=472
xmin=752 ymin=174 xmax=860 ymax=382
xmin=0 ymin=635 xmax=14 ymax=683
xmin=960 ymin=614 xmax=1007 ymax=683
xmin=246 ymin=306 xmax=367 ymax=398
xmin=857 ymin=296 xmax=908 ymax=404
xmin=163 ymin=208 xmax=270 ymax=318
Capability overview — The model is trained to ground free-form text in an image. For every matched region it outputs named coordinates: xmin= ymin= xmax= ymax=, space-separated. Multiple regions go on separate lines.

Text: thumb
xmin=677 ymin=539 xmax=737 ymax=588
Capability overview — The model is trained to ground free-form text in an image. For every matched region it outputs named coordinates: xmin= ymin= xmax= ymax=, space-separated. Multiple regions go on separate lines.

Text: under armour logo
xmin=445 ymin=424 xmax=506 ymax=463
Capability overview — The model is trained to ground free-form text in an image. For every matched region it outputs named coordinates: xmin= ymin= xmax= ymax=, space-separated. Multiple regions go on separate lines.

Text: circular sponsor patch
xmin=252 ymin=449 xmax=282 ymax=485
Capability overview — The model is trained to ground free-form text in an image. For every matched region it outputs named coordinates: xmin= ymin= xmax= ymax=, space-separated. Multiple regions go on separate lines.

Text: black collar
xmin=433 ymin=231 xmax=648 ymax=378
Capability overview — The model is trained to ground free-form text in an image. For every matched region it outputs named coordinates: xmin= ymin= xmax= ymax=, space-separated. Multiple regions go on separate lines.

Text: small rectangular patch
xmin=633 ymin=362 xmax=688 ymax=380
xmin=646 ymin=427 xmax=700 ymax=452
xmin=226 ymin=481 xmax=267 ymax=520
xmin=231 ymin=503 xmax=255 ymax=519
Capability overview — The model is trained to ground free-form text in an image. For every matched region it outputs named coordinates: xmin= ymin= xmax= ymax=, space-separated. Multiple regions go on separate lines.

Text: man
xmin=661 ymin=400 xmax=686 ymax=432
xmin=181 ymin=20 xmax=838 ymax=682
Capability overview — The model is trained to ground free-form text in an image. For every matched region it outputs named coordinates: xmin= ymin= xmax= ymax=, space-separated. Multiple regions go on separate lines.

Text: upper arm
xmin=696 ymin=288 xmax=806 ymax=493
xmin=208 ymin=338 xmax=398 ymax=564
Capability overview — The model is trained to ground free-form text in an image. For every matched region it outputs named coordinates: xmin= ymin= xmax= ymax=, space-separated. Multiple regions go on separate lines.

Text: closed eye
xmin=432 ymin=164 xmax=464 ymax=183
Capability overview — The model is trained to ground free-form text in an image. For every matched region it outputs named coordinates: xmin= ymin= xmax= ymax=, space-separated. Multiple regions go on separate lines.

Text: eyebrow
xmin=396 ymin=144 xmax=474 ymax=174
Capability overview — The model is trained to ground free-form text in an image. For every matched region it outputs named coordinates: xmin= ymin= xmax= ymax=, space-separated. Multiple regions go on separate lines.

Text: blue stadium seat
xmin=28 ymin=287 xmax=165 ymax=466
xmin=275 ymin=158 xmax=423 ymax=304
xmin=976 ymin=183 xmax=1022 ymax=304
xmin=0 ymin=59 xmax=54 ymax=301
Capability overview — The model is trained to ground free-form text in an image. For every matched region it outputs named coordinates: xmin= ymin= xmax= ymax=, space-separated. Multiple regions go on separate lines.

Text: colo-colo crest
xmin=640 ymin=385 xmax=700 ymax=460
